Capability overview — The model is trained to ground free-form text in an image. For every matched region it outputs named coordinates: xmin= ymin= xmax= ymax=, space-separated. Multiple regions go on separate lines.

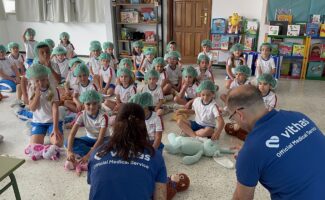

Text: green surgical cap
xmin=132 ymin=40 xmax=144 ymax=48
xmin=153 ymin=57 xmax=166 ymax=66
xmin=234 ymin=65 xmax=251 ymax=77
xmin=0 ymin=45 xmax=7 ymax=53
xmin=117 ymin=67 xmax=133 ymax=77
xmin=144 ymin=69 xmax=159 ymax=81
xmin=197 ymin=54 xmax=210 ymax=64
xmin=260 ymin=43 xmax=272 ymax=51
xmin=7 ymin=42 xmax=19 ymax=50
xmin=73 ymin=63 xmax=90 ymax=77
xmin=90 ymin=40 xmax=101 ymax=47
xmin=52 ymin=46 xmax=67 ymax=55
xmin=68 ymin=57 xmax=84 ymax=68
xmin=60 ymin=32 xmax=70 ymax=40
xmin=25 ymin=28 xmax=36 ymax=37
xmin=201 ymin=39 xmax=212 ymax=47
xmin=182 ymin=66 xmax=198 ymax=78
xmin=26 ymin=63 xmax=51 ymax=79
xmin=144 ymin=47 xmax=156 ymax=56
xmin=44 ymin=39 xmax=55 ymax=48
xmin=165 ymin=51 xmax=181 ymax=59
xmin=118 ymin=58 xmax=133 ymax=69
xmin=34 ymin=41 xmax=49 ymax=58
xmin=79 ymin=90 xmax=102 ymax=104
xmin=196 ymin=80 xmax=216 ymax=93
xmin=257 ymin=73 xmax=277 ymax=88
xmin=98 ymin=53 xmax=111 ymax=61
xmin=102 ymin=42 xmax=114 ymax=50
xmin=128 ymin=92 xmax=153 ymax=108
xmin=230 ymin=43 xmax=244 ymax=52
xmin=89 ymin=43 xmax=102 ymax=52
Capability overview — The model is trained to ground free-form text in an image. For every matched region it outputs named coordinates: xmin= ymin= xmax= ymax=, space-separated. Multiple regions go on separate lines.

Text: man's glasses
xmin=229 ymin=107 xmax=245 ymax=120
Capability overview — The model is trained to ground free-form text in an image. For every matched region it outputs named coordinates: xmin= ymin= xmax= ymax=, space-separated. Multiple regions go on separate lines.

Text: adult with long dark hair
xmin=87 ymin=103 xmax=167 ymax=200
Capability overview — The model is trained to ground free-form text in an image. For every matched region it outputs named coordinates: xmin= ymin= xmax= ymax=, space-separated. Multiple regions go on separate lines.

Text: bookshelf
xmin=111 ymin=0 xmax=163 ymax=60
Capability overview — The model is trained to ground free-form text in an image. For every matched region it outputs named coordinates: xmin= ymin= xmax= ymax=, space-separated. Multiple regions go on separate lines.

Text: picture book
xmin=271 ymin=38 xmax=284 ymax=45
xmin=280 ymin=60 xmax=291 ymax=76
xmin=295 ymin=22 xmax=306 ymax=36
xmin=307 ymin=62 xmax=324 ymax=78
xmin=270 ymin=44 xmax=279 ymax=55
xmin=287 ymin=25 xmax=300 ymax=36
xmin=320 ymin=24 xmax=325 ymax=37
xmin=270 ymin=21 xmax=289 ymax=35
xmin=211 ymin=34 xmax=222 ymax=49
xmin=268 ymin=26 xmax=279 ymax=35
xmin=220 ymin=35 xmax=229 ymax=50
xmin=120 ymin=9 xmax=139 ymax=23
xmin=144 ymin=31 xmax=155 ymax=42
xmin=309 ymin=14 xmax=324 ymax=24
xmin=244 ymin=36 xmax=255 ymax=51
xmin=292 ymin=44 xmax=305 ymax=56
xmin=306 ymin=23 xmax=320 ymax=37
xmin=320 ymin=44 xmax=325 ymax=58
xmin=245 ymin=19 xmax=259 ymax=35
xmin=291 ymin=62 xmax=302 ymax=78
xmin=211 ymin=18 xmax=227 ymax=34
xmin=275 ymin=8 xmax=292 ymax=23
xmin=277 ymin=15 xmax=293 ymax=24
xmin=279 ymin=42 xmax=293 ymax=56
xmin=310 ymin=43 xmax=321 ymax=58
xmin=141 ymin=7 xmax=156 ymax=22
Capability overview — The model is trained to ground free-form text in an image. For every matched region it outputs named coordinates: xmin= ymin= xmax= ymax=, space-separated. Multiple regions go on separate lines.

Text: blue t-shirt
xmin=236 ymin=110 xmax=325 ymax=200
xmin=87 ymin=147 xmax=167 ymax=200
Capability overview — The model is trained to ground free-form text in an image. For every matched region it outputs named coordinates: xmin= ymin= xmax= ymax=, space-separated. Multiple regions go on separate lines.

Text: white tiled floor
xmin=0 ymin=67 xmax=324 ymax=200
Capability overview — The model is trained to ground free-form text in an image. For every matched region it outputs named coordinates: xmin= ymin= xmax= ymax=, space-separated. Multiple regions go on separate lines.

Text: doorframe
xmin=166 ymin=0 xmax=212 ymax=42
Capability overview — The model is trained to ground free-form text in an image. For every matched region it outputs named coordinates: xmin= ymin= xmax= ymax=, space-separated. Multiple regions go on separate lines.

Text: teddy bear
xmin=224 ymin=123 xmax=248 ymax=141
xmin=167 ymin=173 xmax=190 ymax=200
xmin=165 ymin=133 xmax=235 ymax=165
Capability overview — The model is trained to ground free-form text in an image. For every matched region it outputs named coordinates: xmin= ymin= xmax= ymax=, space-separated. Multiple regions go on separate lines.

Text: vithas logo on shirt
xmin=265 ymin=136 xmax=280 ymax=148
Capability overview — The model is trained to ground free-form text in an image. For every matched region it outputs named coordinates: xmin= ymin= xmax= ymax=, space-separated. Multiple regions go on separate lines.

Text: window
xmin=2 ymin=0 xmax=15 ymax=13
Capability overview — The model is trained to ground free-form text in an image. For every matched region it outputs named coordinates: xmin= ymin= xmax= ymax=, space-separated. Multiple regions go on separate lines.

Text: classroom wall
xmin=0 ymin=19 xmax=9 ymax=45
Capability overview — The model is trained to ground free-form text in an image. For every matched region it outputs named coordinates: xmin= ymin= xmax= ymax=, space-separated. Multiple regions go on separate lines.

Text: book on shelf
xmin=320 ymin=44 xmax=325 ymax=58
xmin=270 ymin=44 xmax=279 ymax=55
xmin=144 ymin=31 xmax=155 ymax=42
xmin=140 ymin=7 xmax=156 ymax=22
xmin=307 ymin=62 xmax=324 ymax=78
xmin=271 ymin=38 xmax=284 ymax=45
xmin=279 ymin=42 xmax=293 ymax=56
xmin=320 ymin=24 xmax=325 ymax=37
xmin=268 ymin=26 xmax=279 ymax=35
xmin=245 ymin=19 xmax=259 ymax=35
xmin=309 ymin=14 xmax=324 ymax=24
xmin=120 ymin=9 xmax=139 ymax=23
xmin=270 ymin=21 xmax=289 ymax=35
xmin=291 ymin=62 xmax=302 ymax=78
xmin=306 ymin=23 xmax=320 ymax=37
xmin=211 ymin=34 xmax=222 ymax=49
xmin=292 ymin=44 xmax=305 ymax=56
xmin=287 ymin=25 xmax=300 ymax=36
xmin=280 ymin=60 xmax=291 ymax=76
xmin=244 ymin=36 xmax=255 ymax=51
xmin=310 ymin=43 xmax=321 ymax=58
xmin=211 ymin=18 xmax=227 ymax=34
xmin=220 ymin=35 xmax=230 ymax=50
xmin=295 ymin=22 xmax=306 ymax=36
xmin=275 ymin=8 xmax=292 ymax=23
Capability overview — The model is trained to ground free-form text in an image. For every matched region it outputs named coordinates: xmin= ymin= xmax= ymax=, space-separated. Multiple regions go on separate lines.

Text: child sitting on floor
xmin=58 ymin=32 xmax=76 ymax=59
xmin=197 ymin=39 xmax=214 ymax=71
xmin=153 ymin=57 xmax=171 ymax=95
xmin=176 ymin=80 xmax=224 ymax=140
xmin=104 ymin=67 xmax=136 ymax=112
xmin=165 ymin=51 xmax=182 ymax=93
xmin=138 ymin=47 xmax=156 ymax=79
xmin=174 ymin=66 xmax=199 ymax=109
xmin=132 ymin=40 xmax=144 ymax=72
xmin=257 ymin=73 xmax=277 ymax=111
xmin=141 ymin=69 xmax=164 ymax=115
xmin=7 ymin=42 xmax=26 ymax=74
xmin=102 ymin=42 xmax=118 ymax=70
xmin=64 ymin=57 xmax=84 ymax=97
xmin=88 ymin=43 xmax=102 ymax=88
xmin=99 ymin=53 xmax=116 ymax=97
xmin=64 ymin=63 xmax=97 ymax=113
xmin=0 ymin=45 xmax=20 ymax=93
xmin=52 ymin=46 xmax=69 ymax=81
xmin=25 ymin=64 xmax=63 ymax=147
xmin=196 ymin=54 xmax=214 ymax=84
xmin=225 ymin=43 xmax=246 ymax=89
xmin=129 ymin=92 xmax=164 ymax=152
xmin=66 ymin=90 xmax=109 ymax=171
xmin=22 ymin=28 xmax=38 ymax=67
xmin=255 ymin=43 xmax=276 ymax=79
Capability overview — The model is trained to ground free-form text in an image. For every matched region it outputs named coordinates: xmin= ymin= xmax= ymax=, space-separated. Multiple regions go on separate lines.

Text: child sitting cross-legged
xmin=98 ymin=53 xmax=116 ymax=97
xmin=196 ymin=54 xmax=214 ymax=84
xmin=64 ymin=63 xmax=97 ymax=113
xmin=52 ymin=46 xmax=69 ymax=81
xmin=138 ymin=47 xmax=156 ymax=79
xmin=176 ymin=80 xmax=224 ymax=140
xmin=129 ymin=92 xmax=164 ymax=153
xmin=257 ymin=73 xmax=277 ymax=111
xmin=7 ymin=42 xmax=26 ymax=75
xmin=141 ymin=69 xmax=164 ymax=115
xmin=153 ymin=57 xmax=172 ymax=96
xmin=65 ymin=90 xmax=110 ymax=174
xmin=197 ymin=39 xmax=214 ymax=71
xmin=165 ymin=51 xmax=182 ymax=94
xmin=104 ymin=67 xmax=136 ymax=112
xmin=174 ymin=66 xmax=199 ymax=109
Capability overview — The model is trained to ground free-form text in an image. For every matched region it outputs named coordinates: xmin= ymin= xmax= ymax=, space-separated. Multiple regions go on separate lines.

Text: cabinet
xmin=111 ymin=0 xmax=163 ymax=59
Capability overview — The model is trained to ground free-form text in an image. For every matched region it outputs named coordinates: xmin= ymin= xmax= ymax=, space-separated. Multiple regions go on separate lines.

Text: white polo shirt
xmin=75 ymin=109 xmax=110 ymax=139
xmin=263 ymin=90 xmax=277 ymax=110
xmin=141 ymin=84 xmax=164 ymax=106
xmin=192 ymin=97 xmax=221 ymax=128
xmin=185 ymin=82 xmax=199 ymax=99
xmin=145 ymin=111 xmax=163 ymax=141
xmin=157 ymin=70 xmax=168 ymax=86
xmin=89 ymin=57 xmax=101 ymax=75
xmin=256 ymin=56 xmax=276 ymax=78
xmin=66 ymin=70 xmax=78 ymax=89
xmin=7 ymin=54 xmax=25 ymax=67
xmin=0 ymin=58 xmax=15 ymax=80
xmin=230 ymin=79 xmax=250 ymax=89
xmin=196 ymin=67 xmax=213 ymax=83
xmin=56 ymin=58 xmax=69 ymax=79
xmin=115 ymin=84 xmax=137 ymax=103
xmin=165 ymin=64 xmax=181 ymax=85
xmin=73 ymin=80 xmax=97 ymax=95
xmin=100 ymin=66 xmax=116 ymax=84
xmin=24 ymin=40 xmax=38 ymax=59
xmin=141 ymin=58 xmax=154 ymax=72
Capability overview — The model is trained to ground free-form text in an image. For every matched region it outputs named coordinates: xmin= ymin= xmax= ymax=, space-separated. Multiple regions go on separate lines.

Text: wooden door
xmin=172 ymin=0 xmax=212 ymax=63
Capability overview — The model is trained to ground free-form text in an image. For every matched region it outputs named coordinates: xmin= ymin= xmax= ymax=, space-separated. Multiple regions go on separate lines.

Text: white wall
xmin=0 ymin=19 xmax=9 ymax=45
xmin=3 ymin=14 xmax=108 ymax=55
